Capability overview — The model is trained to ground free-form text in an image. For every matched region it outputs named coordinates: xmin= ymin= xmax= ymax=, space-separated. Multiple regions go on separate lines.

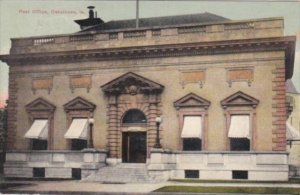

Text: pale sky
xmin=0 ymin=0 xmax=299 ymax=107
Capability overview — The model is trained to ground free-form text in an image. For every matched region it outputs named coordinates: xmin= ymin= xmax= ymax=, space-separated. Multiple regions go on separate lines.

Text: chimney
xmin=88 ymin=6 xmax=95 ymax=19
xmin=74 ymin=6 xmax=104 ymax=30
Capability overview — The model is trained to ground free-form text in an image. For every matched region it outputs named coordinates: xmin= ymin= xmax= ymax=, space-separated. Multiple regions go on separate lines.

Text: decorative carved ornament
xmin=101 ymin=72 xmax=164 ymax=95
xmin=180 ymin=70 xmax=205 ymax=88
xmin=221 ymin=91 xmax=259 ymax=109
xmin=174 ymin=93 xmax=211 ymax=110
xmin=226 ymin=68 xmax=253 ymax=87
xmin=69 ymin=75 xmax=92 ymax=93
xmin=31 ymin=76 xmax=53 ymax=94
xmin=64 ymin=97 xmax=96 ymax=112
xmin=26 ymin=97 xmax=56 ymax=113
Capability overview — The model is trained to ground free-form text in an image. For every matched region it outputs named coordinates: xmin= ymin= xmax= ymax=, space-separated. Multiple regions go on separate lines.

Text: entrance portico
xmin=101 ymin=72 xmax=164 ymax=162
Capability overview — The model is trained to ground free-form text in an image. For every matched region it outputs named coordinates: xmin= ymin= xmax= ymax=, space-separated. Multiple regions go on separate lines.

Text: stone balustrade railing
xmin=9 ymin=18 xmax=282 ymax=52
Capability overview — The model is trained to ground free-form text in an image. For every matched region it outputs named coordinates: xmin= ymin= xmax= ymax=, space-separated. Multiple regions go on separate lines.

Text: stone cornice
xmin=0 ymin=36 xmax=296 ymax=79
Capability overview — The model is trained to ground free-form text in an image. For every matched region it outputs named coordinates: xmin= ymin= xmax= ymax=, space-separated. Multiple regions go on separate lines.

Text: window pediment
xmin=26 ymin=98 xmax=56 ymax=113
xmin=101 ymin=72 xmax=164 ymax=95
xmin=221 ymin=91 xmax=259 ymax=108
xmin=64 ymin=97 xmax=96 ymax=112
xmin=174 ymin=93 xmax=210 ymax=109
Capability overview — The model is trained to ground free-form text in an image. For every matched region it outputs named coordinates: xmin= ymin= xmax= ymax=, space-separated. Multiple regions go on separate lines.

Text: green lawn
xmin=171 ymin=178 xmax=300 ymax=184
xmin=156 ymin=186 xmax=300 ymax=194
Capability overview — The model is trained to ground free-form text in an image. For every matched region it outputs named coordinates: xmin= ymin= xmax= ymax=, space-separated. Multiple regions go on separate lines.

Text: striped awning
xmin=64 ymin=118 xmax=89 ymax=140
xmin=181 ymin=116 xmax=202 ymax=138
xmin=228 ymin=115 xmax=250 ymax=139
xmin=24 ymin=119 xmax=48 ymax=140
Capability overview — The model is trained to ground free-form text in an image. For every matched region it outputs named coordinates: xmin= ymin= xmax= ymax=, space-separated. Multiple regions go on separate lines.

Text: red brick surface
xmin=271 ymin=65 xmax=286 ymax=151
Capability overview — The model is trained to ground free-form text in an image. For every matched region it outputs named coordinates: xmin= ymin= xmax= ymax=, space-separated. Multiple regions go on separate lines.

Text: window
xmin=181 ymin=116 xmax=202 ymax=151
xmin=183 ymin=138 xmax=202 ymax=151
xmin=232 ymin=170 xmax=248 ymax=179
xmin=64 ymin=118 xmax=91 ymax=150
xmin=71 ymin=139 xmax=87 ymax=150
xmin=122 ymin=109 xmax=147 ymax=124
xmin=185 ymin=170 xmax=199 ymax=179
xmin=72 ymin=168 xmax=81 ymax=180
xmin=33 ymin=168 xmax=45 ymax=178
xmin=24 ymin=119 xmax=49 ymax=150
xmin=63 ymin=97 xmax=96 ymax=150
xmin=174 ymin=93 xmax=210 ymax=151
xmin=228 ymin=115 xmax=250 ymax=151
xmin=32 ymin=139 xmax=48 ymax=150
xmin=230 ymin=138 xmax=250 ymax=151
xmin=221 ymin=91 xmax=259 ymax=151
xmin=25 ymin=98 xmax=56 ymax=150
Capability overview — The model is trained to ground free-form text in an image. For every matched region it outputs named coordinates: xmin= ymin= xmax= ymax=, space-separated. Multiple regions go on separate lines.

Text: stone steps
xmin=84 ymin=163 xmax=153 ymax=183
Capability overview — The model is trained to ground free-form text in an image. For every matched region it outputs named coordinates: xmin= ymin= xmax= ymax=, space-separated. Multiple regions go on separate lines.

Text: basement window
xmin=33 ymin=168 xmax=45 ymax=178
xmin=184 ymin=170 xmax=199 ymax=179
xmin=72 ymin=168 xmax=81 ymax=180
xmin=232 ymin=170 xmax=248 ymax=179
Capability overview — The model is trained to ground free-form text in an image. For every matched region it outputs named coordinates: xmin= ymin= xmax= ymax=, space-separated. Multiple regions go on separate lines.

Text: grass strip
xmin=155 ymin=186 xmax=300 ymax=194
xmin=171 ymin=178 xmax=300 ymax=184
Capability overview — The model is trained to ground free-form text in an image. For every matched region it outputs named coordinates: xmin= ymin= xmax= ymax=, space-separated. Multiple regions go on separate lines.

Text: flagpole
xmin=136 ymin=0 xmax=139 ymax=28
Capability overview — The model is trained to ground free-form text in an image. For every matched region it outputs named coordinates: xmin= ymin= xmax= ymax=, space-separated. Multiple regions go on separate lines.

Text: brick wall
xmin=6 ymin=73 xmax=18 ymax=150
xmin=272 ymin=66 xmax=286 ymax=151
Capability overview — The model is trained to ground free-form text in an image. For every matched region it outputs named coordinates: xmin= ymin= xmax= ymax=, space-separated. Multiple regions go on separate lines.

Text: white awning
xmin=24 ymin=119 xmax=48 ymax=140
xmin=286 ymin=122 xmax=300 ymax=140
xmin=228 ymin=115 xmax=250 ymax=138
xmin=181 ymin=116 xmax=202 ymax=138
xmin=64 ymin=118 xmax=89 ymax=140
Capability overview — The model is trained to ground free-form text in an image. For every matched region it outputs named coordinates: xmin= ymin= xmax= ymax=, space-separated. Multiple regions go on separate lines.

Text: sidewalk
xmin=1 ymin=180 xmax=300 ymax=194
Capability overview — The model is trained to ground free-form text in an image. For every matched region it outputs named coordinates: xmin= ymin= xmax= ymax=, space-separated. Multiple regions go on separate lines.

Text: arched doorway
xmin=122 ymin=109 xmax=147 ymax=163
xmin=101 ymin=72 xmax=164 ymax=161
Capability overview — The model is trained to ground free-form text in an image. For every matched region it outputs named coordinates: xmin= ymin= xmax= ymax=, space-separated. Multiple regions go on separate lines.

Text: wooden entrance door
xmin=122 ymin=132 xmax=147 ymax=163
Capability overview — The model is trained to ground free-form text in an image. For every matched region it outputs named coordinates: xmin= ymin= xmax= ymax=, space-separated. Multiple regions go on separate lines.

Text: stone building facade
xmin=0 ymin=9 xmax=296 ymax=181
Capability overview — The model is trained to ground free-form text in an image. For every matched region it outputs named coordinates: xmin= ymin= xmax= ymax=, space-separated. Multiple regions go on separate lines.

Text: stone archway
xmin=121 ymin=109 xmax=147 ymax=163
xmin=101 ymin=72 xmax=164 ymax=160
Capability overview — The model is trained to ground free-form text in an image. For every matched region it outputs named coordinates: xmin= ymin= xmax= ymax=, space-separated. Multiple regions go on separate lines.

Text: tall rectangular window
xmin=181 ymin=116 xmax=202 ymax=151
xmin=24 ymin=119 xmax=49 ymax=150
xmin=228 ymin=115 xmax=250 ymax=151
xmin=65 ymin=118 xmax=90 ymax=150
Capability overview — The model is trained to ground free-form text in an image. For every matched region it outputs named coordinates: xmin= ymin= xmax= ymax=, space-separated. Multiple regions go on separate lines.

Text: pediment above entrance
xmin=63 ymin=97 xmax=96 ymax=112
xmin=101 ymin=72 xmax=164 ymax=95
xmin=221 ymin=91 xmax=259 ymax=108
xmin=174 ymin=93 xmax=211 ymax=109
xmin=26 ymin=98 xmax=56 ymax=113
